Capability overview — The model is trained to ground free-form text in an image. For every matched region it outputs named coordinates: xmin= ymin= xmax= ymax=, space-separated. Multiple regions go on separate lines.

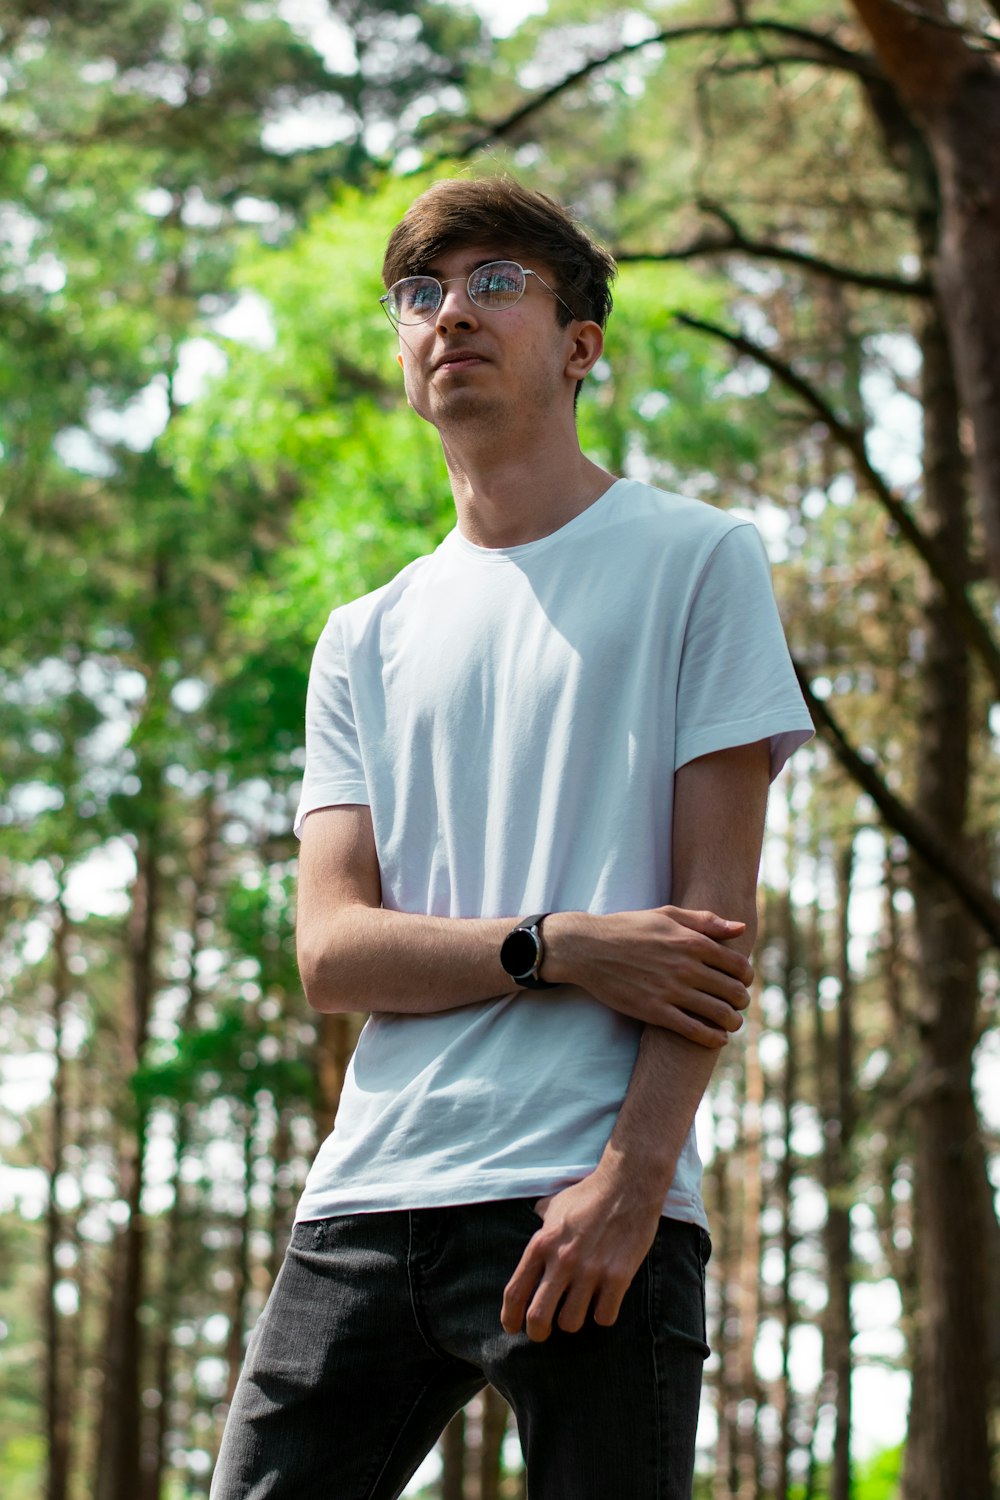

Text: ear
xmin=564 ymin=321 xmax=604 ymax=383
xmin=397 ymin=351 xmax=404 ymax=370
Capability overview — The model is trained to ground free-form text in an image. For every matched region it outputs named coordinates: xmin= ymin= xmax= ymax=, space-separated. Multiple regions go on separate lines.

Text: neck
xmin=441 ymin=420 xmax=616 ymax=550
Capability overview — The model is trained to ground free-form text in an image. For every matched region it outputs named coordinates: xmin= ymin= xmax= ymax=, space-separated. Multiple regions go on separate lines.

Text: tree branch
xmin=793 ymin=662 xmax=1000 ymax=948
xmin=451 ymin=19 xmax=882 ymax=158
xmin=674 ymin=310 xmax=1000 ymax=697
xmin=870 ymin=0 xmax=1000 ymax=53
xmin=616 ymin=200 xmax=931 ymax=299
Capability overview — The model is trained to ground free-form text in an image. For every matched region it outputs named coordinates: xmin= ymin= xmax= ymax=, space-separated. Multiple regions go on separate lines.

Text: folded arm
xmin=500 ymin=739 xmax=771 ymax=1340
xmin=296 ymin=802 xmax=754 ymax=1044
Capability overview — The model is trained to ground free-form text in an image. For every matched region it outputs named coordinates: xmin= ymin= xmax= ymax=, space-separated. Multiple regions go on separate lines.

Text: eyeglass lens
xmin=386 ymin=261 xmax=527 ymax=324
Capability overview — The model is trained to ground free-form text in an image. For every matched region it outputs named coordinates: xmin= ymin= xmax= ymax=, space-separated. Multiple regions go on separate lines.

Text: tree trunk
xmin=827 ymin=846 xmax=855 ymax=1500
xmin=222 ymin=1108 xmax=256 ymax=1409
xmin=710 ymin=1145 xmax=738 ymax=1500
xmin=141 ymin=790 xmax=217 ymax=1500
xmin=735 ymin=1000 xmax=764 ymax=1500
xmin=314 ymin=1011 xmax=355 ymax=1140
xmin=898 ymin=278 xmax=993 ymax=1500
xmin=849 ymin=0 xmax=1000 ymax=581
xmin=44 ymin=890 xmax=72 ymax=1500
xmin=94 ymin=813 xmax=160 ymax=1500
xmin=441 ymin=1408 xmax=467 ymax=1500
xmin=478 ymin=1387 xmax=508 ymax=1500
xmin=775 ymin=891 xmax=800 ymax=1500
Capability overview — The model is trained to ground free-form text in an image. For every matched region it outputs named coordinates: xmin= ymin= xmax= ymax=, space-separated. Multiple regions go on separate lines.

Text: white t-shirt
xmin=293 ymin=479 xmax=813 ymax=1227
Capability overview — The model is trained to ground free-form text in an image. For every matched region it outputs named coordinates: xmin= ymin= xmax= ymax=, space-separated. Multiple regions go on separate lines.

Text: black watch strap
xmin=500 ymin=912 xmax=555 ymax=989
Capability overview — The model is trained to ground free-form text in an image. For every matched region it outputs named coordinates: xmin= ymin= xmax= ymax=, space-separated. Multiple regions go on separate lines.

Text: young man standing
xmin=212 ymin=177 xmax=813 ymax=1500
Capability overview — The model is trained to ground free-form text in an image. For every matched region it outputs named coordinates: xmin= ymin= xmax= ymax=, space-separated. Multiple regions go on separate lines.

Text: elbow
xmin=297 ymin=926 xmax=355 ymax=1014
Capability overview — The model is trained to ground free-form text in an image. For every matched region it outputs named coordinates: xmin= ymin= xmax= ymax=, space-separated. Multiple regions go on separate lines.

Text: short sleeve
xmin=293 ymin=611 xmax=370 ymax=838
xmin=674 ymin=523 xmax=813 ymax=781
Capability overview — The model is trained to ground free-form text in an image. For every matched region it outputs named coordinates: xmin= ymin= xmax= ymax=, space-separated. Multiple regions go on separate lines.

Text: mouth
xmin=434 ymin=351 xmax=487 ymax=373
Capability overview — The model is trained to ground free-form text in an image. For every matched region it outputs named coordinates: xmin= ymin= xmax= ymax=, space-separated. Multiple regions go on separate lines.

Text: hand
xmin=546 ymin=905 xmax=753 ymax=1047
xmin=500 ymin=1172 xmax=661 ymax=1342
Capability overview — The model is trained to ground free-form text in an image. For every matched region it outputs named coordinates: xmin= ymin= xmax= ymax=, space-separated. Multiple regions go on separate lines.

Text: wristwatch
xmin=500 ymin=913 xmax=555 ymax=989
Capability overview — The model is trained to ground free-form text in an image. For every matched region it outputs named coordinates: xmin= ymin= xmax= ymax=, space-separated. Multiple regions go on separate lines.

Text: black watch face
xmin=501 ymin=927 xmax=538 ymax=979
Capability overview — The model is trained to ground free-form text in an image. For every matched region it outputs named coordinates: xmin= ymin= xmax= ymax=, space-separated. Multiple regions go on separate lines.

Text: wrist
xmin=537 ymin=909 xmax=602 ymax=986
xmin=587 ymin=1149 xmax=669 ymax=1220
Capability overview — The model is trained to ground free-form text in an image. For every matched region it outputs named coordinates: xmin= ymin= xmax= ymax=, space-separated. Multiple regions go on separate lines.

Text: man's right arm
xmin=296 ymin=804 xmax=751 ymax=1045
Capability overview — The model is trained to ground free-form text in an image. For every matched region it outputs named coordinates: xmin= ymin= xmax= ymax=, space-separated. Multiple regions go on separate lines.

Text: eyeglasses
xmin=380 ymin=259 xmax=580 ymax=328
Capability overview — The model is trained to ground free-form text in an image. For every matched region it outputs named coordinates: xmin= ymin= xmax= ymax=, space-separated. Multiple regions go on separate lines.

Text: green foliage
xmin=856 ymin=1444 xmax=903 ymax=1499
xmin=788 ymin=1445 xmax=903 ymax=1500
xmin=0 ymin=1434 xmax=45 ymax=1500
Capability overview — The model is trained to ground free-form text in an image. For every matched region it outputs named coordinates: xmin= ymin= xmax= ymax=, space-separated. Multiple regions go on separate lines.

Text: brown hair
xmin=382 ymin=176 xmax=617 ymax=330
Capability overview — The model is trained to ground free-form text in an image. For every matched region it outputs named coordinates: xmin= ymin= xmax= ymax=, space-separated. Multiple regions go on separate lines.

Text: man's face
xmin=392 ymin=243 xmax=580 ymax=438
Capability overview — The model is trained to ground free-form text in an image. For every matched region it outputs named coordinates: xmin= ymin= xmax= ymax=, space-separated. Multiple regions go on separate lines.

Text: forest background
xmin=1 ymin=1 xmax=999 ymax=1498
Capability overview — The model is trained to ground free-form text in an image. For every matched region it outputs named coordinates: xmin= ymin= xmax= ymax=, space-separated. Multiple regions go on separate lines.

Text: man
xmin=212 ymin=176 xmax=813 ymax=1500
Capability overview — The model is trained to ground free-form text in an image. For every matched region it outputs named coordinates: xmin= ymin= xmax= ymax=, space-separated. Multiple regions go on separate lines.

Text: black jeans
xmin=211 ymin=1200 xmax=710 ymax=1500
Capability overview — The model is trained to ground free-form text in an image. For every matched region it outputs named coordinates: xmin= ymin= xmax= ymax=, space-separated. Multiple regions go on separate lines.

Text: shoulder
xmin=318 ymin=539 xmax=451 ymax=649
xmin=595 ymin=479 xmax=762 ymax=562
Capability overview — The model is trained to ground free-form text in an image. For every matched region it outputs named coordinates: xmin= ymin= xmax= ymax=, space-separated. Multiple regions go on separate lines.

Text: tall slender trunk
xmin=826 ymin=845 xmax=855 ymax=1500
xmin=222 ymin=1108 xmax=256 ymax=1408
xmin=441 ymin=1408 xmax=467 ymax=1500
xmin=848 ymin=0 xmax=1000 ymax=580
xmin=710 ymin=1146 xmax=738 ymax=1500
xmin=314 ymin=1011 xmax=355 ymax=1140
xmin=140 ymin=1102 xmax=194 ymax=1500
xmin=94 ymin=814 xmax=160 ymax=1500
xmin=775 ymin=891 xmax=799 ymax=1500
xmin=735 ymin=1000 xmax=764 ymax=1500
xmin=141 ymin=791 xmax=217 ymax=1500
xmin=478 ymin=1386 xmax=508 ymax=1500
xmin=713 ymin=1011 xmax=764 ymax=1500
xmin=44 ymin=890 xmax=72 ymax=1500
xmin=266 ymin=1108 xmax=295 ymax=1292
xmin=900 ymin=269 xmax=992 ymax=1500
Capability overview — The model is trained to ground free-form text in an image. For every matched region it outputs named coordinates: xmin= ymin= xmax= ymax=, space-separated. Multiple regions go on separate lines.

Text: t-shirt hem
xmin=675 ymin=716 xmax=813 ymax=781
xmin=293 ymin=1176 xmax=709 ymax=1230
xmin=294 ymin=784 xmax=371 ymax=838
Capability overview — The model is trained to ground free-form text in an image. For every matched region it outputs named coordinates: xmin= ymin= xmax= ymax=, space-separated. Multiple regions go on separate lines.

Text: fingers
xmin=665 ymin=907 xmax=754 ymax=975
xmin=659 ymin=1006 xmax=736 ymax=1048
xmin=500 ymin=1242 xmax=541 ymax=1336
xmin=502 ymin=1246 xmax=569 ymax=1342
xmin=668 ymin=906 xmax=745 ymax=938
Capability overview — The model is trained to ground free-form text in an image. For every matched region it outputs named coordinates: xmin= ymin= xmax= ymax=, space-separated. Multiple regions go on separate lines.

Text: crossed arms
xmin=296 ymin=737 xmax=771 ymax=1340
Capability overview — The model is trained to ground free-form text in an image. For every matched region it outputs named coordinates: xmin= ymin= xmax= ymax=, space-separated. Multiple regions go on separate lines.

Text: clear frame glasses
xmin=380 ymin=259 xmax=579 ymax=329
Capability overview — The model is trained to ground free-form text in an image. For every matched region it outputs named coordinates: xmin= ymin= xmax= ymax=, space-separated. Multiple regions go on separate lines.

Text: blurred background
xmin=1 ymin=1 xmax=998 ymax=1497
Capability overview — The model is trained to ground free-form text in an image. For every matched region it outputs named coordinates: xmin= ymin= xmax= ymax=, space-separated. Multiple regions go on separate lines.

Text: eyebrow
xmin=420 ymin=255 xmax=517 ymax=279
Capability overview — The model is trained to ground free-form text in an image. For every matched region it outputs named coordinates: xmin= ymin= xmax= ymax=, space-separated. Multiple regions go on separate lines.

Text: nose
xmin=434 ymin=282 xmax=479 ymax=334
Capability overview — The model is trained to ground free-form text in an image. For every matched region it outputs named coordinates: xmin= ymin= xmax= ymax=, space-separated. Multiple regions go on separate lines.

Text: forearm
xmin=298 ymin=902 xmax=750 ymax=1025
xmin=298 ymin=905 xmax=516 ymax=1014
xmin=593 ymin=908 xmax=757 ymax=1205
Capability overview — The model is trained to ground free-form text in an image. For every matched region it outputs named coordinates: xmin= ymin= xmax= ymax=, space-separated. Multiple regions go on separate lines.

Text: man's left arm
xmin=501 ymin=738 xmax=771 ymax=1341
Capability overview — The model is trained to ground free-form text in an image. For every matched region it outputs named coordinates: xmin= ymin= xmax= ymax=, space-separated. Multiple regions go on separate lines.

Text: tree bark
xmin=710 ymin=1144 xmax=738 ymax=1500
xmin=849 ymin=0 xmax=1000 ymax=581
xmin=142 ymin=792 xmax=218 ymax=1500
xmin=441 ymin=1408 xmax=467 ymax=1500
xmin=775 ymin=891 xmax=800 ymax=1500
xmin=44 ymin=890 xmax=72 ymax=1500
xmin=827 ymin=847 xmax=855 ymax=1500
xmin=478 ymin=1387 xmax=508 ymax=1500
xmin=222 ymin=1108 xmax=256 ymax=1409
xmin=898 ymin=269 xmax=993 ymax=1499
xmin=735 ymin=1001 xmax=765 ymax=1500
xmin=94 ymin=813 xmax=160 ymax=1500
xmin=314 ymin=1011 xmax=355 ymax=1141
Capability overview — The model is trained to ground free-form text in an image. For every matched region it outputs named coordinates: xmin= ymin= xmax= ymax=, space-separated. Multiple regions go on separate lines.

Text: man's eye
xmin=405 ymin=283 xmax=437 ymax=311
xmin=476 ymin=270 xmax=518 ymax=296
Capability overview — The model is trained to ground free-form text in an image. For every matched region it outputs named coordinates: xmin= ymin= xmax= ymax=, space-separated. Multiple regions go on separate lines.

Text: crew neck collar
xmin=448 ymin=478 xmax=625 ymax=561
